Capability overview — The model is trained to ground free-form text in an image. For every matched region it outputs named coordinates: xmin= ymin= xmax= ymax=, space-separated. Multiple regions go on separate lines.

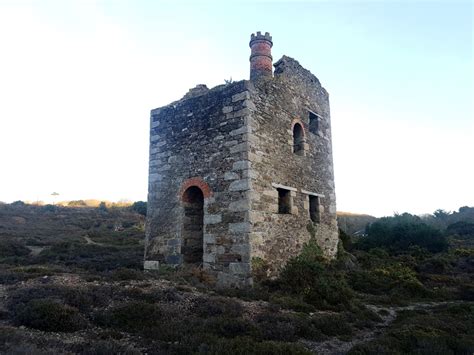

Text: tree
xmin=98 ymin=201 xmax=108 ymax=212
xmin=360 ymin=213 xmax=448 ymax=253
xmin=131 ymin=201 xmax=147 ymax=216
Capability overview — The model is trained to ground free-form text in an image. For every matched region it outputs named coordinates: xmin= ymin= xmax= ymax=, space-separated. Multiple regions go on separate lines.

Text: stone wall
xmin=145 ymin=80 xmax=255 ymax=286
xmin=247 ymin=56 xmax=338 ymax=276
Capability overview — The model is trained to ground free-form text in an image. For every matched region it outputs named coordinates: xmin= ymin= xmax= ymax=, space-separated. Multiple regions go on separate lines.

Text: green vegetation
xmin=0 ymin=202 xmax=472 ymax=354
xmin=12 ymin=299 xmax=87 ymax=332
xmin=349 ymin=303 xmax=474 ymax=354
xmin=131 ymin=201 xmax=147 ymax=216
xmin=277 ymin=239 xmax=355 ymax=310
xmin=361 ymin=213 xmax=448 ymax=252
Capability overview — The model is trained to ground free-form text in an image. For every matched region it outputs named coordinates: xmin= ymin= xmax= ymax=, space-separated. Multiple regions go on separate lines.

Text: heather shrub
xmin=13 ymin=299 xmax=86 ymax=332
xmin=205 ymin=316 xmax=257 ymax=338
xmin=94 ymin=301 xmax=162 ymax=332
xmin=0 ymin=238 xmax=30 ymax=257
xmin=204 ymin=336 xmax=312 ymax=355
xmin=192 ymin=296 xmax=243 ymax=317
xmin=109 ymin=267 xmax=145 ymax=281
xmin=349 ymin=304 xmax=474 ymax=354
xmin=38 ymin=241 xmax=142 ymax=271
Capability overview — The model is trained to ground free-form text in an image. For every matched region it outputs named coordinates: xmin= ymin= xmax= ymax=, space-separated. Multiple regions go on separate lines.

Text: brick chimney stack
xmin=249 ymin=31 xmax=273 ymax=81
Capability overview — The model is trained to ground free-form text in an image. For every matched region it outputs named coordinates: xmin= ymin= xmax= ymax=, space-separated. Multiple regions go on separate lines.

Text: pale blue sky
xmin=0 ymin=0 xmax=472 ymax=216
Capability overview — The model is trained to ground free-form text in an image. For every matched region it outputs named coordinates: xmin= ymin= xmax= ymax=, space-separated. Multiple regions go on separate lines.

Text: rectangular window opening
xmin=278 ymin=188 xmax=291 ymax=214
xmin=309 ymin=111 xmax=319 ymax=134
xmin=309 ymin=195 xmax=320 ymax=223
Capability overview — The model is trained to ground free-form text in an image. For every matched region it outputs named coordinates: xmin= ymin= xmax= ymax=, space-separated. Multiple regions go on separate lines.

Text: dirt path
xmin=83 ymin=236 xmax=104 ymax=246
xmin=26 ymin=246 xmax=44 ymax=256
xmin=300 ymin=301 xmax=463 ymax=354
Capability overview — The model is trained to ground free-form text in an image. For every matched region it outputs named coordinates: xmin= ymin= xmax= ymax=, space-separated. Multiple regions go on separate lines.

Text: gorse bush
xmin=360 ymin=213 xmax=448 ymax=253
xmin=67 ymin=200 xmax=87 ymax=207
xmin=278 ymin=238 xmax=354 ymax=310
xmin=349 ymin=265 xmax=430 ymax=298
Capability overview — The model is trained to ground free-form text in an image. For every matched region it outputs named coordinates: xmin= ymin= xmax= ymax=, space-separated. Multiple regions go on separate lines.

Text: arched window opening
xmin=293 ymin=123 xmax=305 ymax=155
xmin=182 ymin=186 xmax=204 ymax=264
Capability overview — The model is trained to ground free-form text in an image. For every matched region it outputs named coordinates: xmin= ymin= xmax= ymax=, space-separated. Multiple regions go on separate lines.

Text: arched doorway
xmin=181 ymin=186 xmax=204 ymax=264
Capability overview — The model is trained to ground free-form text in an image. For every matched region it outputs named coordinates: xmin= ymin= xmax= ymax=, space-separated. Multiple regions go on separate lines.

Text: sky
xmin=0 ymin=0 xmax=472 ymax=217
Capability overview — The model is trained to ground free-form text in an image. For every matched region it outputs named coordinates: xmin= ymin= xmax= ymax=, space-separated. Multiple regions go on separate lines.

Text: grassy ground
xmin=0 ymin=203 xmax=472 ymax=354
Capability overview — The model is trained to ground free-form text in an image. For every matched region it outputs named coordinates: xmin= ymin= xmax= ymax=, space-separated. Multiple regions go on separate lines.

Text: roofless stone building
xmin=144 ymin=32 xmax=338 ymax=287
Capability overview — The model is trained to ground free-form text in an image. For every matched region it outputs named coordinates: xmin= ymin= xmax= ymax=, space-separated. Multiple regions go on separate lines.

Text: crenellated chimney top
xmin=249 ymin=31 xmax=273 ymax=81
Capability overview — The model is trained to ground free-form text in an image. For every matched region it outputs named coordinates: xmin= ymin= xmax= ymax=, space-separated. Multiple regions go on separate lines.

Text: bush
xmin=0 ymin=238 xmax=31 ymax=257
xmin=7 ymin=284 xmax=115 ymax=316
xmin=349 ymin=304 xmax=474 ymax=354
xmin=447 ymin=221 xmax=474 ymax=237
xmin=311 ymin=314 xmax=353 ymax=337
xmin=109 ymin=268 xmax=145 ymax=281
xmin=73 ymin=340 xmax=141 ymax=355
xmin=269 ymin=294 xmax=315 ymax=313
xmin=205 ymin=316 xmax=257 ymax=338
xmin=131 ymin=201 xmax=147 ymax=216
xmin=339 ymin=228 xmax=353 ymax=251
xmin=349 ymin=264 xmax=430 ymax=298
xmin=418 ymin=256 xmax=452 ymax=274
xmin=192 ymin=296 xmax=243 ymax=318
xmin=98 ymin=201 xmax=108 ymax=212
xmin=278 ymin=239 xmax=354 ymax=310
xmin=360 ymin=213 xmax=448 ymax=253
xmin=13 ymin=299 xmax=86 ymax=332
xmin=42 ymin=204 xmax=58 ymax=213
xmin=38 ymin=241 xmax=143 ymax=271
xmin=67 ymin=200 xmax=87 ymax=207
xmin=94 ymin=301 xmax=162 ymax=332
xmin=204 ymin=336 xmax=312 ymax=355
xmin=254 ymin=313 xmax=299 ymax=341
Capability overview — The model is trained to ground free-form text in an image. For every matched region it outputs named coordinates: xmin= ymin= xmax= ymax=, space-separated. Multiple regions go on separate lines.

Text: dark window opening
xmin=309 ymin=112 xmax=319 ymax=134
xmin=182 ymin=186 xmax=204 ymax=264
xmin=293 ymin=123 xmax=304 ymax=154
xmin=309 ymin=195 xmax=320 ymax=223
xmin=278 ymin=188 xmax=291 ymax=214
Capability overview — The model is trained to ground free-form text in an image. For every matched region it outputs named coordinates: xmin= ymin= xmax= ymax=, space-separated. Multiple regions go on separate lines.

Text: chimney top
xmin=249 ymin=31 xmax=273 ymax=81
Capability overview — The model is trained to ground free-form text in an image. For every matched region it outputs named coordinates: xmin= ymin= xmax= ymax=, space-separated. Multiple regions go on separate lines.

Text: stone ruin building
xmin=144 ymin=32 xmax=338 ymax=287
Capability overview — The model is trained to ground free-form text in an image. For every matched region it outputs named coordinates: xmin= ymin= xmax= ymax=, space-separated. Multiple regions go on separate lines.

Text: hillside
xmin=337 ymin=212 xmax=377 ymax=235
xmin=0 ymin=203 xmax=472 ymax=354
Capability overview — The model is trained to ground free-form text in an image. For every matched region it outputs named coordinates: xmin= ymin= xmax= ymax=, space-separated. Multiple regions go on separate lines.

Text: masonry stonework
xmin=144 ymin=32 xmax=338 ymax=287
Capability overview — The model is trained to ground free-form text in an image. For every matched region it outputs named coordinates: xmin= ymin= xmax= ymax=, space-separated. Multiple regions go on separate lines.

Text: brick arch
xmin=179 ymin=177 xmax=212 ymax=202
xmin=291 ymin=118 xmax=306 ymax=137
